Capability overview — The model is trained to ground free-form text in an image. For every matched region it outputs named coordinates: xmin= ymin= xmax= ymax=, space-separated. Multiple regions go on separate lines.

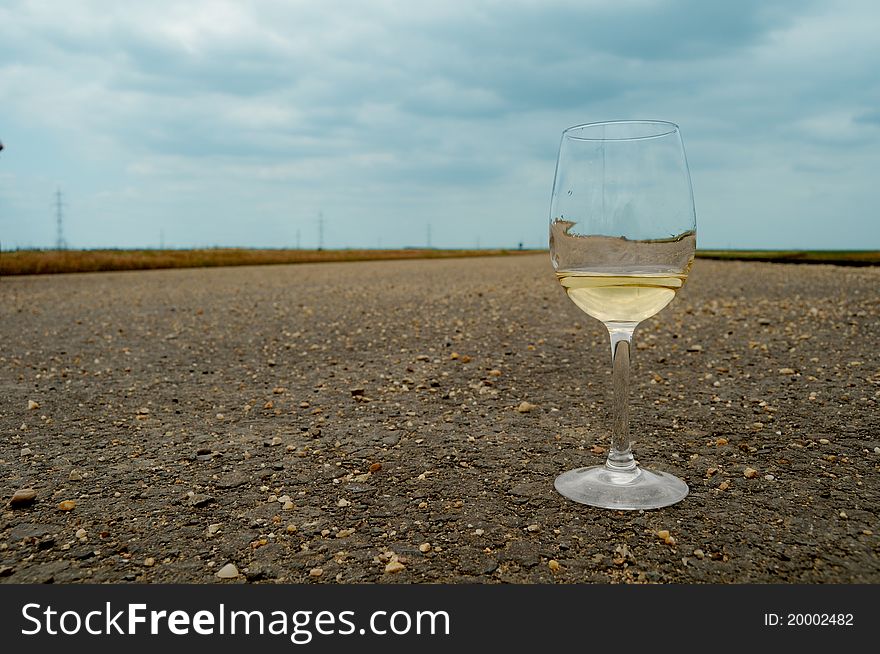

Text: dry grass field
xmin=0 ymin=248 xmax=535 ymax=276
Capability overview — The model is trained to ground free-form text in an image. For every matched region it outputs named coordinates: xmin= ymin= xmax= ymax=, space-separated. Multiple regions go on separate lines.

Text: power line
xmin=54 ymin=188 xmax=67 ymax=250
xmin=318 ymin=211 xmax=324 ymax=251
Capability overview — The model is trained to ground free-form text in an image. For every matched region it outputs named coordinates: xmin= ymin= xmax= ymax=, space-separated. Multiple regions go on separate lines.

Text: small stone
xmin=487 ymin=369 xmax=502 ymax=377
xmin=144 ymin=557 xmax=156 ymax=567
xmin=28 ymin=400 xmax=40 ymax=410
xmin=460 ymin=355 xmax=471 ymax=363
xmin=687 ymin=344 xmax=703 ymax=352
xmin=590 ymin=445 xmax=606 ymax=455
xmin=337 ymin=498 xmax=350 ymax=507
xmin=350 ymin=388 xmax=365 ymax=397
xmin=384 ymin=560 xmax=406 ymax=574
xmin=757 ymin=318 xmax=771 ymax=326
xmin=216 ymin=563 xmax=239 ymax=579
xmin=57 ymin=500 xmax=76 ymax=511
xmin=20 ymin=448 xmax=32 ymax=456
xmin=750 ymin=422 xmax=764 ymax=430
xmin=548 ymin=559 xmax=561 ymax=572
xmin=693 ymin=548 xmax=705 ymax=559
xmin=75 ymin=528 xmax=87 ymax=539
xmin=665 ymin=536 xmax=676 ymax=546
xmin=474 ymin=529 xmax=485 ymax=536
xmin=778 ymin=368 xmax=796 ymax=375
xmin=336 ymin=528 xmax=355 ymax=538
xmin=282 ymin=500 xmax=294 ymax=510
xmin=419 ymin=542 xmax=431 ymax=553
xmin=9 ymin=488 xmax=37 ymax=508
xmin=68 ymin=470 xmax=83 ymax=481
xmin=207 ymin=523 xmax=222 ymax=535
xmin=764 ymin=474 xmax=775 ymax=481
xmin=743 ymin=467 xmax=758 ymax=479
xmin=715 ymin=437 xmax=728 ymax=446
xmin=189 ymin=494 xmax=215 ymax=507
xmin=526 ymin=524 xmax=540 ymax=532
xmin=369 ymin=462 xmax=382 ymax=473
xmin=718 ymin=480 xmax=731 ymax=491
xmin=273 ymin=387 xmax=286 ymax=394
xmin=286 ymin=524 xmax=297 ymax=533
xmin=839 ymin=511 xmax=847 ymax=519
xmin=657 ymin=529 xmax=670 ymax=540
xmin=309 ymin=567 xmax=323 ymax=578
xmin=516 ymin=401 xmax=537 ymax=413
xmin=818 ymin=438 xmax=830 ymax=445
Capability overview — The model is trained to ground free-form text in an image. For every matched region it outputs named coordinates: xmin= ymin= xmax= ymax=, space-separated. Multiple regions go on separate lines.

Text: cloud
xmin=0 ymin=0 xmax=878 ymax=249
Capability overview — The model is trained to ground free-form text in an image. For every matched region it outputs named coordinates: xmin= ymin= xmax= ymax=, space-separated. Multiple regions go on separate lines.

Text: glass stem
xmin=606 ymin=323 xmax=637 ymax=472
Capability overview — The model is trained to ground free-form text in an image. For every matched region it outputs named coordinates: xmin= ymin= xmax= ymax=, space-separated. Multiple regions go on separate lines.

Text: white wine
xmin=556 ymin=269 xmax=687 ymax=323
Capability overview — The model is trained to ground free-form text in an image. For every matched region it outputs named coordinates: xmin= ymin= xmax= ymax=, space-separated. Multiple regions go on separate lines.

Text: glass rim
xmin=562 ymin=120 xmax=680 ymax=142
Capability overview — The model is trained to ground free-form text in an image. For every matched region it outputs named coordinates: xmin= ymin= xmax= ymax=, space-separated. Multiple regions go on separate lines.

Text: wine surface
xmin=556 ymin=270 xmax=687 ymax=323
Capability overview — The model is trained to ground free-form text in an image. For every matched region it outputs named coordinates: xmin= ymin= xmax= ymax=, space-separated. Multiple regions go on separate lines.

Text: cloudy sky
xmin=1 ymin=0 xmax=878 ymax=250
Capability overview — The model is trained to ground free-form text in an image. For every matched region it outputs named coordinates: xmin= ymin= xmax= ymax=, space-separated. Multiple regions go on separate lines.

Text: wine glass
xmin=549 ymin=120 xmax=696 ymax=510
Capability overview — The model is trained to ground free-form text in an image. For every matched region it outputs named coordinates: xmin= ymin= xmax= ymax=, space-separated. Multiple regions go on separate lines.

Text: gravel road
xmin=1 ymin=255 xmax=878 ymax=583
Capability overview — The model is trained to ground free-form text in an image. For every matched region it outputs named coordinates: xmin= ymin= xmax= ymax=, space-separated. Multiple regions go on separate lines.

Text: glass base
xmin=554 ymin=465 xmax=688 ymax=510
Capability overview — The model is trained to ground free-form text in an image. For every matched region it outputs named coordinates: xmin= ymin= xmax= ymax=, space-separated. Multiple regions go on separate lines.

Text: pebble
xmin=207 ymin=523 xmax=222 ymax=535
xmin=75 ymin=528 xmax=87 ymax=539
xmin=337 ymin=528 xmax=356 ymax=538
xmin=282 ymin=500 xmax=295 ymax=510
xmin=474 ymin=529 xmax=485 ymax=536
xmin=693 ymin=549 xmax=705 ymax=559
xmin=337 ymin=498 xmax=350 ymax=507
xmin=487 ymin=369 xmax=502 ymax=377
xmin=68 ymin=470 xmax=83 ymax=481
xmin=516 ymin=401 xmax=537 ymax=413
xmin=839 ymin=512 xmax=847 ymax=519
xmin=27 ymin=400 xmax=40 ymax=410
xmin=58 ymin=500 xmax=76 ymax=511
xmin=548 ymin=559 xmax=561 ymax=572
xmin=818 ymin=438 xmax=830 ymax=445
xmin=216 ymin=563 xmax=239 ymax=579
xmin=719 ymin=480 xmax=731 ymax=491
xmin=743 ymin=467 xmax=758 ymax=479
xmin=778 ymin=368 xmax=796 ymax=375
xmin=419 ymin=543 xmax=431 ymax=553
xmin=189 ymin=494 xmax=215 ymax=507
xmin=369 ymin=462 xmax=382 ymax=473
xmin=384 ymin=560 xmax=406 ymax=574
xmin=715 ymin=438 xmax=728 ymax=446
xmin=526 ymin=524 xmax=540 ymax=532
xmin=9 ymin=488 xmax=37 ymax=508
xmin=687 ymin=344 xmax=703 ymax=352
xmin=309 ymin=568 xmax=323 ymax=578
xmin=20 ymin=448 xmax=33 ymax=456
xmin=656 ymin=529 xmax=670 ymax=540
xmin=144 ymin=557 xmax=156 ymax=567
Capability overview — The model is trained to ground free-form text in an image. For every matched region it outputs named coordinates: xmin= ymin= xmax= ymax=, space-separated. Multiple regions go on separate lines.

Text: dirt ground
xmin=1 ymin=254 xmax=878 ymax=583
